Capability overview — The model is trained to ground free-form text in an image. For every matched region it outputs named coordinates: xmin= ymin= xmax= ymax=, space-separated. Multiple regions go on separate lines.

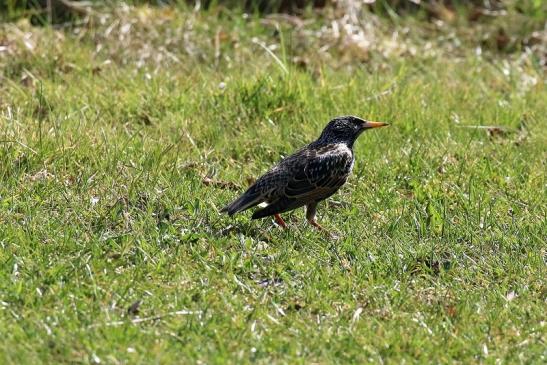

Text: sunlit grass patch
xmin=0 ymin=3 xmax=545 ymax=364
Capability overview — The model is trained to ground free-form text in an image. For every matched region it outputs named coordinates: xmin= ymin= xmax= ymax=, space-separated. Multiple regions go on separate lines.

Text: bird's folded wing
xmin=283 ymin=147 xmax=352 ymax=201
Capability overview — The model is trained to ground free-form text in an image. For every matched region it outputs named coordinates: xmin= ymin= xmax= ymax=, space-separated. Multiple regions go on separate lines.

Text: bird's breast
xmin=317 ymin=144 xmax=353 ymax=170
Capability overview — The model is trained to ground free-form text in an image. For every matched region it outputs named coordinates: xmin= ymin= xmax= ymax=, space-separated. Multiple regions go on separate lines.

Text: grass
xmin=0 ymin=3 xmax=546 ymax=364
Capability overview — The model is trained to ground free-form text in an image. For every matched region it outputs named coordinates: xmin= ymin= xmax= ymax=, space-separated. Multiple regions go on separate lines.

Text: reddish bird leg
xmin=306 ymin=202 xmax=338 ymax=239
xmin=274 ymin=214 xmax=287 ymax=229
xmin=306 ymin=202 xmax=324 ymax=231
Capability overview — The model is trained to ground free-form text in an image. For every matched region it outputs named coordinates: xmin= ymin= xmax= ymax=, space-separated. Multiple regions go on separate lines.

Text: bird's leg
xmin=306 ymin=202 xmax=339 ymax=239
xmin=306 ymin=202 xmax=324 ymax=230
xmin=274 ymin=214 xmax=288 ymax=229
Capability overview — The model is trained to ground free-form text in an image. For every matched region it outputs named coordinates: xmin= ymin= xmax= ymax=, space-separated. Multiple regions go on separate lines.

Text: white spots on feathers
xmin=319 ymin=143 xmax=353 ymax=159
xmin=315 ymin=143 xmax=354 ymax=173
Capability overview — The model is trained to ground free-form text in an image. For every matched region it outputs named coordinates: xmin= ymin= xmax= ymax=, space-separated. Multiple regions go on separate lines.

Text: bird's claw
xmin=308 ymin=219 xmax=340 ymax=240
xmin=326 ymin=230 xmax=340 ymax=240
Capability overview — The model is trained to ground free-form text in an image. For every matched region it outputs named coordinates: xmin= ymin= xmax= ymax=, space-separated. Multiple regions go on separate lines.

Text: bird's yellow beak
xmin=363 ymin=121 xmax=389 ymax=129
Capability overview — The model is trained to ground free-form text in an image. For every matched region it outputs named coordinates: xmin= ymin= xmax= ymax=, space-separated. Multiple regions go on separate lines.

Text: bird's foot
xmin=308 ymin=219 xmax=339 ymax=240
xmin=308 ymin=219 xmax=325 ymax=231
xmin=274 ymin=214 xmax=288 ymax=229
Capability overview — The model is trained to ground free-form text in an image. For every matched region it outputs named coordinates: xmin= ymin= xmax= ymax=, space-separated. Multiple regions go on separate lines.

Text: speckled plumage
xmin=221 ymin=116 xmax=388 ymax=230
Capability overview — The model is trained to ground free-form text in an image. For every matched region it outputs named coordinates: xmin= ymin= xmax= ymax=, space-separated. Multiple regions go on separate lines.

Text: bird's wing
xmin=282 ymin=143 xmax=354 ymax=202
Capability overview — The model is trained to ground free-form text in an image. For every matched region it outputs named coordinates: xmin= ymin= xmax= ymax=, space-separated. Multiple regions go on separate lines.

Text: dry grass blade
xmin=202 ymin=177 xmax=241 ymax=191
xmin=88 ymin=310 xmax=201 ymax=329
xmin=457 ymin=125 xmax=513 ymax=139
xmin=252 ymin=38 xmax=288 ymax=74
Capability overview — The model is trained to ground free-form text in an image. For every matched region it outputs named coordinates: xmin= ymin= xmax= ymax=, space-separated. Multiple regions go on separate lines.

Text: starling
xmin=221 ymin=116 xmax=388 ymax=231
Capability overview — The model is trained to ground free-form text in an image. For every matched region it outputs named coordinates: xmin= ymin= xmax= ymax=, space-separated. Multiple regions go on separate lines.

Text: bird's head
xmin=316 ymin=116 xmax=388 ymax=147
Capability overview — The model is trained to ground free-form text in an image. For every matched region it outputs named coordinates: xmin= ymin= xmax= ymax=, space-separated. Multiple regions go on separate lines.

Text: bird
xmin=220 ymin=116 xmax=388 ymax=232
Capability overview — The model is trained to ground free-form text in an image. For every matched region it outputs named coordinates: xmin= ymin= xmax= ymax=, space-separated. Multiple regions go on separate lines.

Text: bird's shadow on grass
xmin=214 ymin=212 xmax=338 ymax=245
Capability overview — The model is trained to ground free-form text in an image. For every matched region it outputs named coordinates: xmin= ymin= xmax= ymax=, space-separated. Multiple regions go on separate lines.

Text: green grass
xmin=0 ymin=4 xmax=546 ymax=364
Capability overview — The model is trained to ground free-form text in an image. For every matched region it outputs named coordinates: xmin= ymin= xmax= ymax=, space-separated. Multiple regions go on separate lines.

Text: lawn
xmin=0 ymin=2 xmax=545 ymax=363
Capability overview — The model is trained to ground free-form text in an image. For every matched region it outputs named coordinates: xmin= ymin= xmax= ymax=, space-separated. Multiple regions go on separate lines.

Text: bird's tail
xmin=220 ymin=188 xmax=262 ymax=216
